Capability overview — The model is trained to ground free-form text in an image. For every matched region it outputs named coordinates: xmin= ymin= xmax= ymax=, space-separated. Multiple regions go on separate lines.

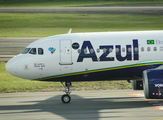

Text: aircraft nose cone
xmin=6 ymin=58 xmax=17 ymax=76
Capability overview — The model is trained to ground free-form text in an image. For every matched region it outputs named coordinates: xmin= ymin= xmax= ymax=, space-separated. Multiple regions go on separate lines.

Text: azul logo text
xmin=77 ymin=39 xmax=139 ymax=62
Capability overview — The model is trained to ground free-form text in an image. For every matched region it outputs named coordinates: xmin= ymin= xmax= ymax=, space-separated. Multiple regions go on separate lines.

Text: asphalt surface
xmin=0 ymin=90 xmax=163 ymax=120
xmin=0 ymin=37 xmax=41 ymax=61
xmin=0 ymin=5 xmax=163 ymax=15
xmin=0 ymin=37 xmax=41 ymax=55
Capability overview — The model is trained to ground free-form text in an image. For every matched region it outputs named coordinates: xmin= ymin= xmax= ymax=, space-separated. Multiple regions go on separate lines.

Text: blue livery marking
xmin=77 ymin=39 xmax=139 ymax=62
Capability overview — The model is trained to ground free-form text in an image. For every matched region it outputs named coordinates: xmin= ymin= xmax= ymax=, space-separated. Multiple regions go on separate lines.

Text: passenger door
xmin=60 ymin=39 xmax=73 ymax=65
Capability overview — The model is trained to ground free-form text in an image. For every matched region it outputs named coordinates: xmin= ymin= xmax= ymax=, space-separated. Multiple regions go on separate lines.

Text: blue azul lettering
xmin=99 ymin=46 xmax=114 ymax=61
xmin=77 ymin=39 xmax=139 ymax=62
xmin=133 ymin=39 xmax=139 ymax=60
xmin=116 ymin=45 xmax=132 ymax=61
xmin=77 ymin=41 xmax=98 ymax=62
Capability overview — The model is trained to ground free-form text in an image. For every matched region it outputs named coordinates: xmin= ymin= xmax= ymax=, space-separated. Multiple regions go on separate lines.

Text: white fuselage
xmin=6 ymin=31 xmax=163 ymax=82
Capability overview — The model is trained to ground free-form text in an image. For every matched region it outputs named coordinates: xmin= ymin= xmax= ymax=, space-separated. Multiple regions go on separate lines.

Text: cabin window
xmin=134 ymin=47 xmax=138 ymax=52
xmin=116 ymin=48 xmax=119 ymax=53
xmin=90 ymin=49 xmax=94 ymax=53
xmin=97 ymin=49 xmax=100 ymax=53
xmin=128 ymin=47 xmax=131 ymax=52
xmin=103 ymin=48 xmax=107 ymax=53
xmin=109 ymin=48 xmax=113 ymax=52
xmin=78 ymin=49 xmax=81 ymax=53
xmin=147 ymin=47 xmax=150 ymax=51
xmin=160 ymin=47 xmax=163 ymax=51
xmin=22 ymin=48 xmax=31 ymax=54
xmin=29 ymin=48 xmax=37 ymax=54
xmin=141 ymin=47 xmax=144 ymax=52
xmin=153 ymin=47 xmax=157 ymax=51
xmin=84 ymin=49 xmax=87 ymax=53
xmin=122 ymin=48 xmax=125 ymax=52
xmin=38 ymin=48 xmax=44 ymax=55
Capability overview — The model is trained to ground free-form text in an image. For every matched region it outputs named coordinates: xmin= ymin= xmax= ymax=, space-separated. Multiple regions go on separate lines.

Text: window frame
xmin=22 ymin=48 xmax=31 ymax=54
xmin=29 ymin=48 xmax=37 ymax=55
xmin=38 ymin=48 xmax=44 ymax=55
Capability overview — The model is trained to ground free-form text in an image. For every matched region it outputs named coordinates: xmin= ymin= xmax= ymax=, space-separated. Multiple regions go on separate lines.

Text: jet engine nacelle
xmin=143 ymin=69 xmax=163 ymax=99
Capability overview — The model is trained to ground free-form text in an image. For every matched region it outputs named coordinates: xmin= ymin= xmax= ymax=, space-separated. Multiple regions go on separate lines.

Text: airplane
xmin=6 ymin=29 xmax=163 ymax=103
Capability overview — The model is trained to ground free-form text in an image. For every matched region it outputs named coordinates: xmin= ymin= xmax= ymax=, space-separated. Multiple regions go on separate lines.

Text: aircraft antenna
xmin=68 ymin=28 xmax=72 ymax=34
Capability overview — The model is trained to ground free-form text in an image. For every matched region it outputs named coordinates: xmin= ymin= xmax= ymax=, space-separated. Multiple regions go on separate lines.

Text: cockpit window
xmin=38 ymin=48 xmax=44 ymax=55
xmin=22 ymin=48 xmax=43 ymax=55
xmin=22 ymin=48 xmax=31 ymax=54
xmin=29 ymin=48 xmax=36 ymax=54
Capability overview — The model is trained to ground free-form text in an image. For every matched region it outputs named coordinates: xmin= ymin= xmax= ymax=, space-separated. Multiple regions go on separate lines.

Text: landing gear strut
xmin=61 ymin=81 xmax=71 ymax=103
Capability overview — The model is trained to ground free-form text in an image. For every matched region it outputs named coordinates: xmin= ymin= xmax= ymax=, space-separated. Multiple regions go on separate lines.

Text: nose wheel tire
xmin=61 ymin=94 xmax=71 ymax=103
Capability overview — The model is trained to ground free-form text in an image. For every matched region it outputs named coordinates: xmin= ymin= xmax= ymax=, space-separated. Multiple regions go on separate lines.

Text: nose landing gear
xmin=61 ymin=82 xmax=71 ymax=103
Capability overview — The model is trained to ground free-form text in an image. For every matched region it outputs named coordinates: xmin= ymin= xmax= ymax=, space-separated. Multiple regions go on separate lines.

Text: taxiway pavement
xmin=0 ymin=37 xmax=41 ymax=55
xmin=0 ymin=37 xmax=41 ymax=61
xmin=0 ymin=5 xmax=163 ymax=15
xmin=0 ymin=89 xmax=163 ymax=120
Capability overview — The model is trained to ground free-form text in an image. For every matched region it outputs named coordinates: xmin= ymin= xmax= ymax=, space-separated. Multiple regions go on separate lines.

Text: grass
xmin=0 ymin=61 xmax=131 ymax=93
xmin=0 ymin=13 xmax=163 ymax=37
xmin=0 ymin=0 xmax=162 ymax=7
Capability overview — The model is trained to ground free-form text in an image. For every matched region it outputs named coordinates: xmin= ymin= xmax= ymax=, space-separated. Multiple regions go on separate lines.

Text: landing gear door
xmin=60 ymin=40 xmax=73 ymax=65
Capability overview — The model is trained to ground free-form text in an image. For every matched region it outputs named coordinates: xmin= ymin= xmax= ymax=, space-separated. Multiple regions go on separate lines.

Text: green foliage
xmin=0 ymin=62 xmax=131 ymax=93
xmin=0 ymin=13 xmax=163 ymax=37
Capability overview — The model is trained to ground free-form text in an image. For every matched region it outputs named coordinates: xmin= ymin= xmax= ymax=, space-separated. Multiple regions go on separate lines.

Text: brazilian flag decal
xmin=147 ymin=40 xmax=154 ymax=44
